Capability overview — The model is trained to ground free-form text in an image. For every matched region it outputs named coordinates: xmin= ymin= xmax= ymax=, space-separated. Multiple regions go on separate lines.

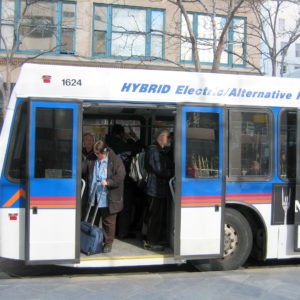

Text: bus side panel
xmin=0 ymin=182 xmax=26 ymax=260
xmin=0 ymin=97 xmax=25 ymax=260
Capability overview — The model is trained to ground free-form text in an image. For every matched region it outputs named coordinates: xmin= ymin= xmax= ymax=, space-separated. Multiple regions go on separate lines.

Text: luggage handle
xmin=85 ymin=182 xmax=105 ymax=225
xmin=81 ymin=179 xmax=86 ymax=198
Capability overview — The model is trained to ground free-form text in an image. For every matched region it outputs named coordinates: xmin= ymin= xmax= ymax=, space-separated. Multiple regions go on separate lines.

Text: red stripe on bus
xmin=226 ymin=193 xmax=272 ymax=197
xmin=226 ymin=197 xmax=271 ymax=200
xmin=181 ymin=199 xmax=222 ymax=203
xmin=30 ymin=197 xmax=76 ymax=200
xmin=182 ymin=203 xmax=221 ymax=207
xmin=182 ymin=195 xmax=222 ymax=199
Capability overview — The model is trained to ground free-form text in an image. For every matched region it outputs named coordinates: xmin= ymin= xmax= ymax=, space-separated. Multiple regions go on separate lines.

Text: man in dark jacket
xmin=143 ymin=129 xmax=174 ymax=251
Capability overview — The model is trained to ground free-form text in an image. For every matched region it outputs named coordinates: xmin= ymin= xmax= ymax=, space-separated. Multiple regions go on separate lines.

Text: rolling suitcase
xmin=80 ymin=182 xmax=104 ymax=255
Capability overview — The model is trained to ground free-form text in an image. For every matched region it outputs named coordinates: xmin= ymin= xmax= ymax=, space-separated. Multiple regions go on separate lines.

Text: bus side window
xmin=5 ymin=101 xmax=27 ymax=181
xmin=228 ymin=109 xmax=273 ymax=180
xmin=279 ymin=110 xmax=296 ymax=180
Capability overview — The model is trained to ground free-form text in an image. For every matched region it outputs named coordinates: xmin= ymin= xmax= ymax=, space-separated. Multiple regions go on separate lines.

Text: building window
xmin=181 ymin=13 xmax=246 ymax=66
xmin=280 ymin=42 xmax=287 ymax=56
xmin=296 ymin=44 xmax=300 ymax=57
xmin=0 ymin=0 xmax=76 ymax=54
xmin=281 ymin=64 xmax=287 ymax=74
xmin=93 ymin=5 xmax=164 ymax=59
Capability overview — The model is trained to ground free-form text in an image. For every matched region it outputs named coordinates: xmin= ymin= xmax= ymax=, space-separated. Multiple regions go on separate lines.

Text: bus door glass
xmin=175 ymin=106 xmax=224 ymax=257
xmin=26 ymin=100 xmax=81 ymax=263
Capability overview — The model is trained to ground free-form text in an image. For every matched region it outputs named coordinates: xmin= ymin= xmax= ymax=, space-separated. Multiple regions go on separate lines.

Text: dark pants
xmin=117 ymin=178 xmax=135 ymax=236
xmin=95 ymin=207 xmax=117 ymax=246
xmin=143 ymin=195 xmax=167 ymax=244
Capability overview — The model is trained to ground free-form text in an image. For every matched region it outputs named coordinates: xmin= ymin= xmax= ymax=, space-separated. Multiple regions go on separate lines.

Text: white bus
xmin=1 ymin=63 xmax=300 ymax=270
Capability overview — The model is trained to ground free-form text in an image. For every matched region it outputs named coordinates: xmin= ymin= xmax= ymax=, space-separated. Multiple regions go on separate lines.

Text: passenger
xmin=86 ymin=140 xmax=126 ymax=253
xmin=143 ymin=129 xmax=174 ymax=251
xmin=82 ymin=132 xmax=97 ymax=161
xmin=247 ymin=160 xmax=261 ymax=175
xmin=81 ymin=133 xmax=96 ymax=220
xmin=106 ymin=124 xmax=142 ymax=239
xmin=106 ymin=124 xmax=140 ymax=158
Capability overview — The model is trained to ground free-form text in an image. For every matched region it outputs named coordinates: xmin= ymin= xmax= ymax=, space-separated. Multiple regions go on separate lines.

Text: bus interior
xmin=81 ymin=102 xmax=176 ymax=258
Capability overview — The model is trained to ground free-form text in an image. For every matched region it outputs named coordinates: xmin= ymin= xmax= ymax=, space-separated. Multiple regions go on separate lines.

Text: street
xmin=1 ymin=258 xmax=300 ymax=300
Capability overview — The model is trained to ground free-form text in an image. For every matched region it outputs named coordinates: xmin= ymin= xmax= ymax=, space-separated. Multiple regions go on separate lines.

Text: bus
xmin=1 ymin=63 xmax=300 ymax=271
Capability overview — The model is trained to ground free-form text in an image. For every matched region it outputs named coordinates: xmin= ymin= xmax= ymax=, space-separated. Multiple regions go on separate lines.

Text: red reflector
xmin=42 ymin=75 xmax=51 ymax=83
xmin=9 ymin=213 xmax=18 ymax=220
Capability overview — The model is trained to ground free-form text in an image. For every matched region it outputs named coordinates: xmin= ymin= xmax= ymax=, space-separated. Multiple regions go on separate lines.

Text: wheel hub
xmin=224 ymin=223 xmax=238 ymax=257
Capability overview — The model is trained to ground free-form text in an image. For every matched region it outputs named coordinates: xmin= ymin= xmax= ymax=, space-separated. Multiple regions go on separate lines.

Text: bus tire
xmin=192 ymin=208 xmax=253 ymax=271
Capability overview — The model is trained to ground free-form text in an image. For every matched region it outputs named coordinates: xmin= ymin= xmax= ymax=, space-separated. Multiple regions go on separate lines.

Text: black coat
xmin=145 ymin=142 xmax=174 ymax=198
xmin=85 ymin=149 xmax=126 ymax=214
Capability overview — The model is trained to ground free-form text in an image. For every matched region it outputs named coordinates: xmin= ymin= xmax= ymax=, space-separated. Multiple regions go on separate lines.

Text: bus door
xmin=295 ymin=109 xmax=300 ymax=251
xmin=174 ymin=105 xmax=224 ymax=258
xmin=26 ymin=100 xmax=82 ymax=264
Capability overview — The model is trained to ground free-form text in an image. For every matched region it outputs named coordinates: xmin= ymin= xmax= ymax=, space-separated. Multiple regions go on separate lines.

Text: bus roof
xmin=12 ymin=63 xmax=300 ymax=108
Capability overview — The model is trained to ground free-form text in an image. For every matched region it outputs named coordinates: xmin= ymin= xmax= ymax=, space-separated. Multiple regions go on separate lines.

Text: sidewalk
xmin=1 ymin=260 xmax=300 ymax=300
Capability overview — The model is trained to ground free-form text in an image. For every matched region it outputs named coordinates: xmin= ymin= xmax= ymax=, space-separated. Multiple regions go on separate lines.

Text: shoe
xmin=103 ymin=245 xmax=112 ymax=253
xmin=143 ymin=241 xmax=165 ymax=251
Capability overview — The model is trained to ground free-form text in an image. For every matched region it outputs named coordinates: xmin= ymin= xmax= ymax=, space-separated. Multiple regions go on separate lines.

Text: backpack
xmin=129 ymin=151 xmax=148 ymax=186
xmin=117 ymin=151 xmax=133 ymax=172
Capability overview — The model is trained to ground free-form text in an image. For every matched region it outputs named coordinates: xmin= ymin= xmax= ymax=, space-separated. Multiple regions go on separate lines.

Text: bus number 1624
xmin=62 ymin=79 xmax=82 ymax=86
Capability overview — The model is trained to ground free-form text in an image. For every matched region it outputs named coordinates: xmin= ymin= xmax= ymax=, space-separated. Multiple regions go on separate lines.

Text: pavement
xmin=1 ymin=258 xmax=300 ymax=299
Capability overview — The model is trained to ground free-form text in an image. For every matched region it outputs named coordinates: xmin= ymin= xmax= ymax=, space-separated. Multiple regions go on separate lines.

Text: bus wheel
xmin=192 ymin=208 xmax=253 ymax=271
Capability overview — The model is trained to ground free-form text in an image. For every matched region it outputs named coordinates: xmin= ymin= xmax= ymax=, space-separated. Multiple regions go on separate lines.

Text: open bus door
xmin=295 ymin=108 xmax=300 ymax=251
xmin=25 ymin=100 xmax=82 ymax=264
xmin=174 ymin=105 xmax=224 ymax=258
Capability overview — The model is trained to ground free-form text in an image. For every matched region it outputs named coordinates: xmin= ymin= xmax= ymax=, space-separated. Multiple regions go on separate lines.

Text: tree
xmin=0 ymin=0 xmax=75 ymax=117
xmin=248 ymin=0 xmax=300 ymax=77
xmin=168 ymin=0 xmax=248 ymax=72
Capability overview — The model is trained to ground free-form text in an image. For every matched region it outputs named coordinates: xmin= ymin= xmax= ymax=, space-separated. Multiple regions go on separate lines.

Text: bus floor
xmin=79 ymin=236 xmax=173 ymax=259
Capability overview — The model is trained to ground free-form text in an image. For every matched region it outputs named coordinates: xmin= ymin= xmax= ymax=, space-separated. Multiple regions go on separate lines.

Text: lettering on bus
xmin=121 ymin=83 xmax=171 ymax=94
xmin=62 ymin=79 xmax=82 ymax=86
xmin=120 ymin=82 xmax=300 ymax=101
